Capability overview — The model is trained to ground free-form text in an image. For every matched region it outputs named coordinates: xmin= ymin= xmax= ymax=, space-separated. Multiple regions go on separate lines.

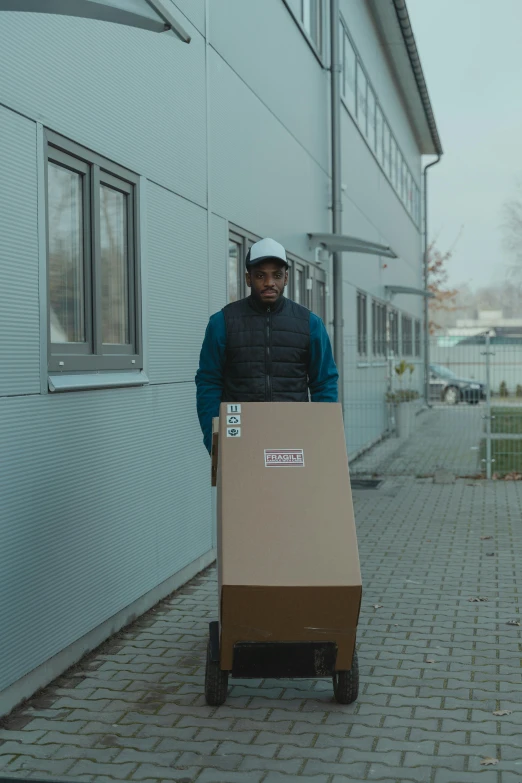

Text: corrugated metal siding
xmin=0 ymin=384 xmax=211 ymax=691
xmin=146 ymin=184 xmax=208 ymax=385
xmin=171 ymin=0 xmax=205 ymax=36
xmin=209 ymin=213 xmax=227 ymax=316
xmin=0 ymin=0 xmax=429 ymax=703
xmin=209 ymin=47 xmax=329 ymax=260
xmin=0 ymin=12 xmax=207 ymax=207
xmin=210 ymin=0 xmax=329 ymax=175
xmin=0 ymin=107 xmax=40 ymax=397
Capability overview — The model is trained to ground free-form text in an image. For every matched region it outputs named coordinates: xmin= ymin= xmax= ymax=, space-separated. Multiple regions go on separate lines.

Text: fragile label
xmin=264 ymin=449 xmax=305 ymax=467
xmin=226 ymin=414 xmax=241 ymax=426
xmin=227 ymin=427 xmax=241 ymax=438
xmin=227 ymin=404 xmax=241 ymax=414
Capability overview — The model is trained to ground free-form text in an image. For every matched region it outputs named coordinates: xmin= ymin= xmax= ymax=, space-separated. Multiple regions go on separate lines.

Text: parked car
xmin=429 ymin=364 xmax=486 ymax=405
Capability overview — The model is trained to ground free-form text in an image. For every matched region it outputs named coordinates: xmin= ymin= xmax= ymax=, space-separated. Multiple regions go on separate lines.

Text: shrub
xmin=516 ymin=385 xmax=522 ymax=398
xmin=499 ymin=381 xmax=509 ymax=398
xmin=386 ymin=389 xmax=420 ymax=403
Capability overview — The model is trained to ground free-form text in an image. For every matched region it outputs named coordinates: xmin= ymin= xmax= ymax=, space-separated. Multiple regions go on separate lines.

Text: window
xmin=367 ymin=87 xmax=376 ymax=148
xmin=301 ymin=0 xmax=322 ymax=51
xmin=228 ymin=226 xmax=262 ymax=303
xmin=294 ymin=264 xmax=306 ymax=305
xmin=389 ymin=309 xmax=399 ymax=356
xmin=376 ymin=105 xmax=384 ymax=165
xmin=357 ymin=292 xmax=367 ymax=356
xmin=415 ymin=319 xmax=422 ymax=357
xmin=46 ymin=131 xmax=140 ymax=373
xmin=228 ymin=239 xmax=242 ymax=303
xmin=402 ymin=315 xmax=413 ymax=356
xmin=338 ymin=17 xmax=422 ymax=228
xmin=314 ymin=279 xmax=326 ymax=322
xmin=414 ymin=185 xmax=421 ymax=225
xmin=383 ymin=122 xmax=391 ymax=178
xmin=372 ymin=300 xmax=386 ymax=357
xmin=390 ymin=136 xmax=397 ymax=188
xmin=356 ymin=61 xmax=367 ymax=133
xmin=342 ymin=28 xmax=356 ymax=115
xmin=401 ymin=159 xmax=408 ymax=203
xmin=316 ymin=281 xmax=326 ymax=321
xmin=396 ymin=148 xmax=403 ymax=195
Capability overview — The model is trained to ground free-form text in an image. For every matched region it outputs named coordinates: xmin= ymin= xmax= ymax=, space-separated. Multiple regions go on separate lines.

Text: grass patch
xmin=480 ymin=437 xmax=522 ymax=475
xmin=490 ymin=407 xmax=522 ymax=434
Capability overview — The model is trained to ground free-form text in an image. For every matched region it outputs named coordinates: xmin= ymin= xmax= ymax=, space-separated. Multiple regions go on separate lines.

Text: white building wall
xmin=0 ymin=0 xmax=431 ymax=711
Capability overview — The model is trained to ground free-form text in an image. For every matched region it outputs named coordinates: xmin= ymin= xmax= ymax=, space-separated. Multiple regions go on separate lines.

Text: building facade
xmin=0 ymin=0 xmax=441 ymax=714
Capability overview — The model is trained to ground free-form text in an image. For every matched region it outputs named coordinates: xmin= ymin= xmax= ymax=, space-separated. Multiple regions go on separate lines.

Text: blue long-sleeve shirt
xmin=195 ymin=305 xmax=339 ymax=453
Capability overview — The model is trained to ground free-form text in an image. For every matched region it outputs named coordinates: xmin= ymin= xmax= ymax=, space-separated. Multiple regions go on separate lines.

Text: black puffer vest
xmin=222 ymin=296 xmax=310 ymax=402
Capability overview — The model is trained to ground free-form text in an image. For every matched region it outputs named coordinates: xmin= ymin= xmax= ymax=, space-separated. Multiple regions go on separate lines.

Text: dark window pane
xmin=357 ymin=293 xmax=367 ymax=356
xmin=48 ymin=162 xmax=85 ymax=344
xmin=100 ymin=185 xmax=129 ymax=345
xmin=402 ymin=315 xmax=413 ymax=356
xmin=415 ymin=320 xmax=422 ymax=357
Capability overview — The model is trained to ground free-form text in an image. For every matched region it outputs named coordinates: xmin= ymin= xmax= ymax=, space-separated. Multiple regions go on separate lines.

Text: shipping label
xmin=264 ymin=449 xmax=305 ymax=467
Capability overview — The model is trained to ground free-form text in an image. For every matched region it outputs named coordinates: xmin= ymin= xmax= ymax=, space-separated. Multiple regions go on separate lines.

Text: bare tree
xmin=502 ymin=182 xmax=522 ymax=284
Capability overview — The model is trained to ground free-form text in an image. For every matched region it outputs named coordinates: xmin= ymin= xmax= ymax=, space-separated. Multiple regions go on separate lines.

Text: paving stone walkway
xmin=1 ymin=476 xmax=522 ymax=783
xmin=352 ymin=404 xmax=485 ymax=477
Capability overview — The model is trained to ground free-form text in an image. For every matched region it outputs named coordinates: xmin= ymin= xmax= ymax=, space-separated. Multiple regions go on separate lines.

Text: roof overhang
xmin=366 ymin=0 xmax=441 ymax=155
xmin=0 ymin=0 xmax=191 ymax=41
xmin=308 ymin=233 xmax=397 ymax=259
xmin=385 ymin=285 xmax=435 ymax=299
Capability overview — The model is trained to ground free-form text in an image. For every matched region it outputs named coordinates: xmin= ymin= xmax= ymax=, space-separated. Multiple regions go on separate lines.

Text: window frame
xmin=372 ymin=299 xmax=387 ymax=358
xmin=45 ymin=130 xmax=141 ymax=374
xmin=228 ymin=229 xmax=247 ymax=303
xmin=292 ymin=261 xmax=307 ymax=307
xmin=375 ymin=105 xmax=384 ymax=165
xmin=367 ymin=85 xmax=376 ymax=149
xmin=281 ymin=0 xmax=324 ymax=62
xmin=401 ymin=314 xmax=413 ymax=357
xmin=356 ymin=60 xmax=368 ymax=133
xmin=227 ymin=225 xmax=263 ymax=303
xmin=415 ymin=319 xmax=422 ymax=358
xmin=389 ymin=308 xmax=399 ymax=357
xmin=300 ymin=0 xmax=323 ymax=54
xmin=338 ymin=15 xmax=422 ymax=231
xmin=357 ymin=291 xmax=368 ymax=357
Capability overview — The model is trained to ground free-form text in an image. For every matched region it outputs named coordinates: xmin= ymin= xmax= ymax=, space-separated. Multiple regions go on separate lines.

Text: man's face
xmin=246 ymin=260 xmax=288 ymax=306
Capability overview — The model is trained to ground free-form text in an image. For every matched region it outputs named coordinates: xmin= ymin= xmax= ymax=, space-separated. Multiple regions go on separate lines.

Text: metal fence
xmin=345 ymin=334 xmax=522 ymax=479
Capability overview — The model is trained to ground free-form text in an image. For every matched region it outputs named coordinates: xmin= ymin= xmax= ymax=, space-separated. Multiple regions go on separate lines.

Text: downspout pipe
xmin=423 ymin=154 xmax=442 ymax=406
xmin=330 ymin=0 xmax=344 ymax=412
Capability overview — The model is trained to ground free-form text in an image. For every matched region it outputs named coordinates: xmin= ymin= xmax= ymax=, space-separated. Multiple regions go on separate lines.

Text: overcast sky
xmin=407 ymin=0 xmax=522 ymax=290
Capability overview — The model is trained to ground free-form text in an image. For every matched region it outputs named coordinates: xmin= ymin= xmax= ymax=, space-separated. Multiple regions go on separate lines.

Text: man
xmin=195 ymin=237 xmax=338 ymax=452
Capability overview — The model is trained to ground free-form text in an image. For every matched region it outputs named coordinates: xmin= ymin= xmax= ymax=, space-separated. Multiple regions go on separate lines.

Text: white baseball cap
xmin=245 ymin=237 xmax=288 ymax=268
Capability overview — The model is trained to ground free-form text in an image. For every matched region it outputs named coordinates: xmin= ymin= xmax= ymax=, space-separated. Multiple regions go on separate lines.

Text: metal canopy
xmin=385 ymin=285 xmax=435 ymax=299
xmin=308 ymin=233 xmax=397 ymax=259
xmin=0 ymin=0 xmax=191 ymax=42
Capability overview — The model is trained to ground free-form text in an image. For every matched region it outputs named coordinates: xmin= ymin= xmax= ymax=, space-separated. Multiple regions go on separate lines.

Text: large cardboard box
xmin=216 ymin=402 xmax=361 ymax=671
